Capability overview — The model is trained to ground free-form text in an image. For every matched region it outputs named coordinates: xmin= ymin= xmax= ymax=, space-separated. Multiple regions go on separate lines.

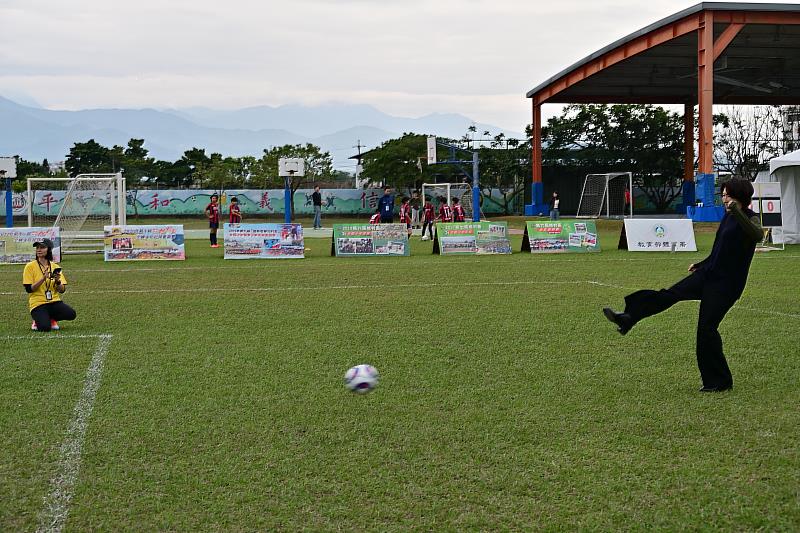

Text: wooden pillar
xmin=684 ymin=103 xmax=695 ymax=181
xmin=532 ymin=101 xmax=542 ymax=186
xmin=697 ymin=10 xmax=714 ymax=174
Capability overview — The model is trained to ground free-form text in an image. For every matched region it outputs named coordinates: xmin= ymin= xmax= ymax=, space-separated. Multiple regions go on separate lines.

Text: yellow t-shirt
xmin=22 ymin=260 xmax=68 ymax=311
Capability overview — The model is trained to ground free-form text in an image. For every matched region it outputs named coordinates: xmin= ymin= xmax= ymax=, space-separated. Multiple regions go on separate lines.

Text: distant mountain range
xmin=0 ymin=96 xmax=523 ymax=170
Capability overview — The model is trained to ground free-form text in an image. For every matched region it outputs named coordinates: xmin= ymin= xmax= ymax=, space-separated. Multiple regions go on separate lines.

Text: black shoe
xmin=699 ymin=384 xmax=733 ymax=392
xmin=602 ymin=307 xmax=633 ymax=335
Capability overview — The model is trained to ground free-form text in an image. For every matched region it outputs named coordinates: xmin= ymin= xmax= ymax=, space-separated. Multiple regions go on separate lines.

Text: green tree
xmin=542 ymin=104 xmax=685 ymax=213
xmin=65 ymin=139 xmax=112 ymax=176
xmin=475 ymin=133 xmax=529 ymax=215
xmin=121 ymin=139 xmax=156 ymax=188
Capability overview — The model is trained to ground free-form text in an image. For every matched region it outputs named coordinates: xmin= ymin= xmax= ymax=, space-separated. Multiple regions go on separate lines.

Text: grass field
xmin=1 ymin=219 xmax=798 ymax=531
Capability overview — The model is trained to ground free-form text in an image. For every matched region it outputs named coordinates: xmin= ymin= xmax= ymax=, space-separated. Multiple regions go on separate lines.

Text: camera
xmin=51 ymin=268 xmax=62 ymax=279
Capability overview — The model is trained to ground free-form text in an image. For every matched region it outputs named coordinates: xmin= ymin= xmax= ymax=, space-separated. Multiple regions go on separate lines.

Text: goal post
xmin=576 ymin=172 xmax=633 ymax=218
xmin=27 ymin=173 xmax=126 ymax=253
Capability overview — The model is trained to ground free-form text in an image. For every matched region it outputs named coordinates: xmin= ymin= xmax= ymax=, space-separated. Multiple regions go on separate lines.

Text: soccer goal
xmin=421 ymin=182 xmax=483 ymax=220
xmin=27 ymin=173 xmax=126 ymax=254
xmin=576 ymin=172 xmax=633 ymax=218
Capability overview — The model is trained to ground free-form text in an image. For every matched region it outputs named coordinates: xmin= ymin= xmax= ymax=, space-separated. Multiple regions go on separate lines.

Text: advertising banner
xmin=332 ymin=224 xmax=410 ymax=257
xmin=522 ymin=220 xmax=600 ymax=253
xmin=623 ymin=219 xmax=697 ymax=252
xmin=0 ymin=227 xmax=61 ymax=264
xmin=103 ymin=225 xmax=186 ymax=261
xmin=434 ymin=222 xmax=512 ymax=255
xmin=223 ymin=223 xmax=305 ymax=259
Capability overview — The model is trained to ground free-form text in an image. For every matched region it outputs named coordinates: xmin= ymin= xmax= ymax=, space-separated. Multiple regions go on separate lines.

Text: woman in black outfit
xmin=603 ymin=179 xmax=762 ymax=392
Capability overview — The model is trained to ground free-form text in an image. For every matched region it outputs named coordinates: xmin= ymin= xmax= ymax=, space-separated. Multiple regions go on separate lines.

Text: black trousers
xmin=623 ymin=272 xmax=736 ymax=388
xmin=31 ymin=301 xmax=77 ymax=332
xmin=421 ymin=221 xmax=434 ymax=239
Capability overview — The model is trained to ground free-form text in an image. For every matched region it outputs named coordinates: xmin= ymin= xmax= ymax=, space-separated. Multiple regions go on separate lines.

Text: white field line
xmin=732 ymin=306 xmax=800 ymax=319
xmin=36 ymin=334 xmax=113 ymax=533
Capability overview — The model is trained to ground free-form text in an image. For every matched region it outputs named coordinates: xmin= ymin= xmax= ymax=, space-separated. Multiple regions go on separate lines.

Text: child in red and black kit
xmin=229 ymin=196 xmax=242 ymax=224
xmin=452 ymin=197 xmax=466 ymax=222
xmin=204 ymin=194 xmax=221 ymax=247
xmin=399 ymin=196 xmax=412 ymax=237
xmin=421 ymin=198 xmax=435 ymax=240
xmin=438 ymin=196 xmax=453 ymax=223
xmin=369 ymin=208 xmax=381 ymax=224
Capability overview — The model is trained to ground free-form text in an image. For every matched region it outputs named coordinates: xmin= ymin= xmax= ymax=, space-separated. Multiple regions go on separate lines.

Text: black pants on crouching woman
xmin=623 ymin=271 xmax=737 ymax=389
xmin=31 ymin=302 xmax=77 ymax=332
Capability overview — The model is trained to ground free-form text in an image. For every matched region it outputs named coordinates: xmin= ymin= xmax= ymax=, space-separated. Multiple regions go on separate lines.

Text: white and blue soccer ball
xmin=344 ymin=364 xmax=379 ymax=394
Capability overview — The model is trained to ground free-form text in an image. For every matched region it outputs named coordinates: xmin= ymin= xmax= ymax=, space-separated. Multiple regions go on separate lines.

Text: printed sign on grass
xmin=103 ymin=225 xmax=185 ymax=261
xmin=224 ymin=223 xmax=304 ymax=259
xmin=622 ymin=219 xmax=697 ymax=251
xmin=522 ymin=220 xmax=600 ymax=253
xmin=332 ymin=224 xmax=409 ymax=256
xmin=434 ymin=222 xmax=512 ymax=255
xmin=0 ymin=227 xmax=61 ymax=264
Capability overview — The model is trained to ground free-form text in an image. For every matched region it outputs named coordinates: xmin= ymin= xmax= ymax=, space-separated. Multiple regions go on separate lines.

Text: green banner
xmin=332 ymin=224 xmax=410 ymax=257
xmin=522 ymin=220 xmax=600 ymax=253
xmin=434 ymin=222 xmax=512 ymax=255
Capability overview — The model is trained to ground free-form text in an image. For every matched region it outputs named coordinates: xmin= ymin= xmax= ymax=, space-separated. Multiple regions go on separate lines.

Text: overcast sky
xmin=0 ymin=0 xmax=785 ymax=131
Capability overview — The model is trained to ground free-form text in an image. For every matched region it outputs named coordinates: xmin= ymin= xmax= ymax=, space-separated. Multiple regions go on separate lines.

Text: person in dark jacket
xmin=312 ymin=186 xmax=323 ymax=229
xmin=378 ymin=187 xmax=394 ymax=223
xmin=602 ymin=179 xmax=763 ymax=392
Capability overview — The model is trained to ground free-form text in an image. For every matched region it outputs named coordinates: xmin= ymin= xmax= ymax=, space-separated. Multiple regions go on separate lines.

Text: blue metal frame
xmin=429 ymin=140 xmax=481 ymax=222
xmin=4 ymin=177 xmax=12 ymax=228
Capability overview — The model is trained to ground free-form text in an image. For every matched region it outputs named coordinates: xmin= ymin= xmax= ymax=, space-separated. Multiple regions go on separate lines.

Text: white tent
xmin=768 ymin=149 xmax=800 ymax=244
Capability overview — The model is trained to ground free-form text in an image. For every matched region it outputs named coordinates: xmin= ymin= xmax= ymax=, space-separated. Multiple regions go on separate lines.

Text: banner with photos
xmin=0 ymin=227 xmax=62 ymax=264
xmin=103 ymin=225 xmax=186 ymax=261
xmin=434 ymin=222 xmax=512 ymax=255
xmin=522 ymin=220 xmax=600 ymax=253
xmin=332 ymin=224 xmax=410 ymax=257
xmin=224 ymin=223 xmax=305 ymax=259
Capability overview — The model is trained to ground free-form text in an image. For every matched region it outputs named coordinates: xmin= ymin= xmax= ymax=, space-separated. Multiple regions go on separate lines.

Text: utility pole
xmin=353 ymin=140 xmax=365 ymax=186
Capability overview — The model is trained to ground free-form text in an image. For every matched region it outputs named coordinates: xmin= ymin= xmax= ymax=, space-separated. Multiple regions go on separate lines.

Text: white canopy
xmin=768 ymin=149 xmax=800 ymax=244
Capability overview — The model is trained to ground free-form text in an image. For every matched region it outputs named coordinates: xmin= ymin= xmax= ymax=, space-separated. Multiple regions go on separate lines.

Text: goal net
xmin=421 ymin=182 xmax=482 ymax=220
xmin=28 ymin=173 xmax=126 ymax=253
xmin=576 ymin=172 xmax=633 ymax=218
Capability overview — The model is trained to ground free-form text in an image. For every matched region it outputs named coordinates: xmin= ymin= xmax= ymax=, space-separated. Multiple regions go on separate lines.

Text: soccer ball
xmin=344 ymin=364 xmax=379 ymax=394
xmin=421 ymin=235 xmax=429 ymax=241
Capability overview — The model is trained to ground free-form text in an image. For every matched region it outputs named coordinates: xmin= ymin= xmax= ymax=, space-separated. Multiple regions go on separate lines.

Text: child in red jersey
xmin=421 ymin=198 xmax=435 ymax=240
xmin=399 ymin=196 xmax=412 ymax=237
xmin=204 ymin=194 xmax=221 ymax=247
xmin=229 ymin=196 xmax=242 ymax=224
xmin=437 ymin=196 xmax=453 ymax=223
xmin=452 ymin=197 xmax=466 ymax=222
xmin=369 ymin=208 xmax=381 ymax=224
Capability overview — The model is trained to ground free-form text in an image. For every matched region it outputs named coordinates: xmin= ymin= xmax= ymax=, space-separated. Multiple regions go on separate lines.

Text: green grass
xmin=1 ymin=219 xmax=798 ymax=531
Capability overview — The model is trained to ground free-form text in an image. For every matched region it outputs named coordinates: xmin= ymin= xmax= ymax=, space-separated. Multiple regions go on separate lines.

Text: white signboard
xmin=427 ymin=136 xmax=437 ymax=164
xmin=623 ymin=219 xmax=697 ymax=252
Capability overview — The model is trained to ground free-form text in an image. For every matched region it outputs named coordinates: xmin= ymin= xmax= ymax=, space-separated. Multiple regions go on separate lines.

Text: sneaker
xmin=50 ymin=320 xmax=60 ymax=331
xmin=31 ymin=320 xmax=38 ymax=331
xmin=211 ymin=244 xmax=220 ymax=248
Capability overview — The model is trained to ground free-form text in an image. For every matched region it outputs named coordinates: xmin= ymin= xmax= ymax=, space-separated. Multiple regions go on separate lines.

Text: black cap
xmin=33 ymin=238 xmax=54 ymax=248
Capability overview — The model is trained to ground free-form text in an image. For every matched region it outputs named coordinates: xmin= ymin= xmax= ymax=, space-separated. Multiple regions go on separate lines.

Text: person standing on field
xmin=312 ymin=185 xmax=323 ymax=229
xmin=452 ymin=197 xmax=466 ymax=222
xmin=438 ymin=196 xmax=453 ymax=223
xmin=410 ymin=190 xmax=421 ymax=229
xmin=549 ymin=191 xmax=560 ymax=220
xmin=421 ymin=197 xmax=435 ymax=240
xmin=229 ymin=196 xmax=242 ymax=224
xmin=205 ymin=194 xmax=221 ymax=247
xmin=378 ymin=187 xmax=395 ymax=223
xmin=399 ymin=196 xmax=413 ymax=237
xmin=602 ymin=179 xmax=762 ymax=393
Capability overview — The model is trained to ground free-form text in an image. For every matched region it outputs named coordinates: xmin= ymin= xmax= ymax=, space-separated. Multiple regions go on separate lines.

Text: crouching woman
xmin=23 ymin=239 xmax=77 ymax=332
